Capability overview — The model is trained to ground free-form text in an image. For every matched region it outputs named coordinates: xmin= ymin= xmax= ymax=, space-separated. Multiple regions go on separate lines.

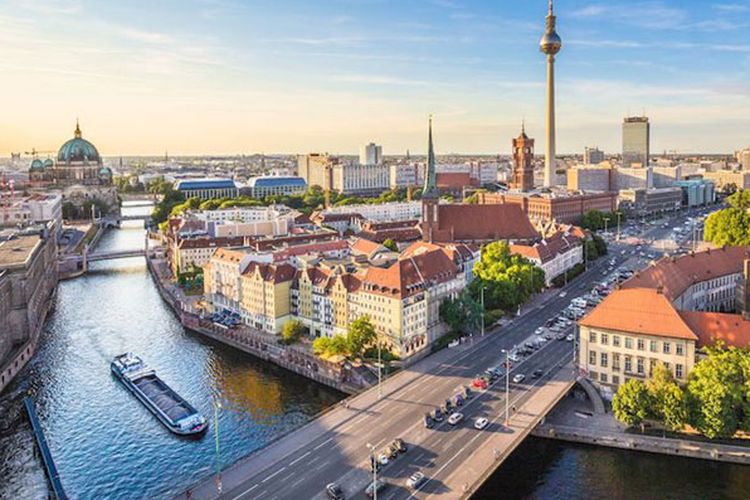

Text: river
xmin=1 ymin=203 xmax=747 ymax=499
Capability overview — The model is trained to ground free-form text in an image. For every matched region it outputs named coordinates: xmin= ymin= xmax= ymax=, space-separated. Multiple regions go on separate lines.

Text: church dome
xmin=30 ymin=158 xmax=44 ymax=169
xmin=57 ymin=121 xmax=101 ymax=164
xmin=43 ymin=158 xmax=54 ymax=168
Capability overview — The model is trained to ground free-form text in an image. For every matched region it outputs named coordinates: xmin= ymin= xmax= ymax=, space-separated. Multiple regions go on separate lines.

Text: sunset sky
xmin=1 ymin=0 xmax=749 ymax=156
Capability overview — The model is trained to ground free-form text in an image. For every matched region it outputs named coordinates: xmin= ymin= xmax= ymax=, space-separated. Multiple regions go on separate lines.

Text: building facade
xmin=360 ymin=143 xmax=383 ymax=166
xmin=243 ymin=176 xmax=307 ymax=198
xmin=175 ymin=178 xmax=239 ymax=200
xmin=584 ymin=147 xmax=605 ymax=165
xmin=478 ymin=191 xmax=618 ymax=224
xmin=567 ymin=165 xmax=613 ymax=192
xmin=617 ymin=187 xmax=683 ymax=216
xmin=510 ymin=230 xmax=584 ymax=286
xmin=622 ymin=116 xmax=650 ymax=168
xmin=510 ymin=127 xmax=535 ymax=192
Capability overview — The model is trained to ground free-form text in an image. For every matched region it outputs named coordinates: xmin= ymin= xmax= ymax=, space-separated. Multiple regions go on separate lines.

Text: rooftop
xmin=0 ymin=234 xmax=42 ymax=268
xmin=175 ymin=178 xmax=237 ymax=190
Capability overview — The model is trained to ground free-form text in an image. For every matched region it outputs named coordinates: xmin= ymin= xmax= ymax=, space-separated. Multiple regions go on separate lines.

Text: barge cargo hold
xmin=111 ymin=353 xmax=208 ymax=436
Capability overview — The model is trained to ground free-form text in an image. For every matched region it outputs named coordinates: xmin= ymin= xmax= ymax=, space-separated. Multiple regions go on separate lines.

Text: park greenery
xmin=704 ymin=189 xmax=750 ymax=246
xmin=439 ymin=290 xmax=482 ymax=335
xmin=312 ymin=316 xmax=377 ymax=359
xmin=280 ymin=319 xmax=307 ymax=345
xmin=469 ymin=241 xmax=546 ymax=314
xmin=612 ymin=346 xmax=750 ymax=439
xmin=580 ymin=209 xmax=627 ymax=232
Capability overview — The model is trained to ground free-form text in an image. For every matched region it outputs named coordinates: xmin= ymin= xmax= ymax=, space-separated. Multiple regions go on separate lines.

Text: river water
xmin=1 ymin=203 xmax=747 ymax=500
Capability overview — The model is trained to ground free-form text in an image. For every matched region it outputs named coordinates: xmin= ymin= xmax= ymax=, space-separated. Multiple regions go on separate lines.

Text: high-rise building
xmin=359 ymin=143 xmax=383 ymax=166
xmin=510 ymin=125 xmax=535 ymax=192
xmin=584 ymin=147 xmax=605 ymax=165
xmin=540 ymin=0 xmax=562 ymax=187
xmin=737 ymin=148 xmax=750 ymax=171
xmin=622 ymin=116 xmax=650 ymax=168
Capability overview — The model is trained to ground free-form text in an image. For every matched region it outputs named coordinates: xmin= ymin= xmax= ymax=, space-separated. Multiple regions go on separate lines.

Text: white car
xmin=566 ymin=334 xmax=574 ymax=342
xmin=474 ymin=417 xmax=489 ymax=430
xmin=513 ymin=374 xmax=526 ymax=383
xmin=378 ymin=453 xmax=389 ymax=465
xmin=508 ymin=353 xmax=520 ymax=362
xmin=448 ymin=412 xmax=464 ymax=425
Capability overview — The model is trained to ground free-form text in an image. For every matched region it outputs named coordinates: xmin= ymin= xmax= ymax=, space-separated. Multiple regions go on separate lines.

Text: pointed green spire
xmin=422 ymin=115 xmax=439 ymax=198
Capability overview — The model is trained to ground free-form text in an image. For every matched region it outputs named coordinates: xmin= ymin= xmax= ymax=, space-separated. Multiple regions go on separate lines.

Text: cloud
xmin=713 ymin=3 xmax=750 ymax=12
xmin=328 ymin=74 xmax=430 ymax=86
xmin=116 ymin=27 xmax=174 ymax=45
xmin=10 ymin=0 xmax=81 ymax=15
xmin=571 ymin=2 xmax=688 ymax=29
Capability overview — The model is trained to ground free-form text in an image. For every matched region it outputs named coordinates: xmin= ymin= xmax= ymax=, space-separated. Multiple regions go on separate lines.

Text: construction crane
xmin=24 ymin=148 xmax=55 ymax=158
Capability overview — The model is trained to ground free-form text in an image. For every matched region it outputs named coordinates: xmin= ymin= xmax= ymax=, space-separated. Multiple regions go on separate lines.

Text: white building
xmin=322 ymin=201 xmax=421 ymax=223
xmin=332 ymin=163 xmax=390 ymax=195
xmin=615 ymin=166 xmax=653 ymax=190
xmin=1 ymin=193 xmax=63 ymax=231
xmin=389 ymin=162 xmax=424 ymax=190
xmin=359 ymin=143 xmax=383 ymax=166
xmin=510 ymin=230 xmax=584 ymax=286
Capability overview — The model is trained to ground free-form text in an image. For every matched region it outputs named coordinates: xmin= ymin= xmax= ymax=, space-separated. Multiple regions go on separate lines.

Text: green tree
xmin=686 ymin=346 xmax=745 ymax=438
xmin=280 ymin=320 xmax=306 ymax=345
xmin=591 ymin=234 xmax=608 ymax=257
xmin=584 ymin=239 xmax=600 ymax=261
xmin=727 ymin=189 xmax=750 ymax=210
xmin=704 ymin=208 xmax=750 ymax=246
xmin=439 ymin=291 xmax=481 ymax=335
xmin=646 ymin=363 xmax=687 ymax=430
xmin=472 ymin=241 xmax=545 ymax=312
xmin=382 ymin=239 xmax=398 ymax=252
xmin=312 ymin=337 xmax=331 ymax=355
xmin=347 ymin=316 xmax=377 ymax=358
xmin=151 ymin=185 xmax=185 ymax=225
xmin=581 ymin=209 xmax=605 ymax=231
xmin=612 ymin=379 xmax=651 ymax=429
xmin=329 ymin=335 xmax=351 ymax=356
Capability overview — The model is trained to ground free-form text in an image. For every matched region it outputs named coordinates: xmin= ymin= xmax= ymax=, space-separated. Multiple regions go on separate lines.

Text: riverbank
xmin=146 ymin=255 xmax=365 ymax=394
xmin=533 ymin=390 xmax=750 ymax=466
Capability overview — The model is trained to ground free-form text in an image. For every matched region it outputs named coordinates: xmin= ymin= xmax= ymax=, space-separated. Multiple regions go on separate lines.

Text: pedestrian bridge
xmin=59 ymin=249 xmax=145 ymax=264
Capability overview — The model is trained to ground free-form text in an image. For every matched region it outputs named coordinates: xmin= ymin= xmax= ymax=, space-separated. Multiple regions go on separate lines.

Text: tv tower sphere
xmin=540 ymin=0 xmax=562 ymax=55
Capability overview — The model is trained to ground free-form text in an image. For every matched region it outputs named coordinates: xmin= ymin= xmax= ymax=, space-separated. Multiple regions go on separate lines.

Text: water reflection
xmin=0 ymin=203 xmax=342 ymax=500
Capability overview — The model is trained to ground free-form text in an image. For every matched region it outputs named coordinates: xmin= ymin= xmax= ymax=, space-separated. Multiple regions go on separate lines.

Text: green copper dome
xmin=57 ymin=121 xmax=101 ymax=164
xmin=30 ymin=158 xmax=44 ymax=169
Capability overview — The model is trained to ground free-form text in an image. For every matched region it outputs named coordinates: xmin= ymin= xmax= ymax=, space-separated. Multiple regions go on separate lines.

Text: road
xmin=204 ymin=206 xmax=719 ymax=500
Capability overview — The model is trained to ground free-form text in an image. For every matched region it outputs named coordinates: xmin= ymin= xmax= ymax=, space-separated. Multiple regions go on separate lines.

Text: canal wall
xmin=145 ymin=255 xmax=363 ymax=394
xmin=533 ymin=423 xmax=750 ymax=465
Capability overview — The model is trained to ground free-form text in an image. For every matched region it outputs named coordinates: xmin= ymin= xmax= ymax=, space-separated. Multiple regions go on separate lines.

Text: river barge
xmin=111 ymin=353 xmax=208 ymax=436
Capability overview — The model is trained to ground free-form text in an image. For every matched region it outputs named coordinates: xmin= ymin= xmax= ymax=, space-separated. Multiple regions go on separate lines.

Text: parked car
xmin=474 ymin=417 xmax=489 ymax=430
xmin=431 ymin=408 xmax=444 ymax=422
xmin=326 ymin=482 xmax=345 ymax=500
xmin=424 ymin=413 xmax=435 ymax=428
xmin=513 ymin=373 xmax=526 ymax=383
xmin=377 ymin=453 xmax=389 ymax=466
xmin=472 ymin=378 xmax=488 ymax=389
xmin=393 ymin=438 xmax=407 ymax=453
xmin=532 ymin=369 xmax=543 ymax=379
xmin=566 ymin=334 xmax=574 ymax=342
xmin=406 ymin=471 xmax=426 ymax=489
xmin=453 ymin=394 xmax=465 ymax=407
xmin=448 ymin=412 xmax=464 ymax=425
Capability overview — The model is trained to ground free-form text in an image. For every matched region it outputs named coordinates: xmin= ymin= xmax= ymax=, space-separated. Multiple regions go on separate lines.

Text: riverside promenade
xmin=533 ymin=390 xmax=750 ymax=466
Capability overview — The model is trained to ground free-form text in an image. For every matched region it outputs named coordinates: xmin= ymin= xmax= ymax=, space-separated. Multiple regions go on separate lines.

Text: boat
xmin=111 ymin=353 xmax=208 ymax=436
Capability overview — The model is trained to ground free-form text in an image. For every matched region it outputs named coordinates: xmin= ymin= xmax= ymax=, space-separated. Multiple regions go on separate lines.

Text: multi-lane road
xmin=192 ymin=207 xmax=717 ymax=500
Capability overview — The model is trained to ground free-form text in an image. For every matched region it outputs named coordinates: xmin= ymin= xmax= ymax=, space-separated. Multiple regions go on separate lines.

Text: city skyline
xmin=1 ymin=0 xmax=750 ymax=156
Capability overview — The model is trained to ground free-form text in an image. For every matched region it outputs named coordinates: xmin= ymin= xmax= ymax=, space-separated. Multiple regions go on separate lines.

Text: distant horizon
xmin=1 ymin=1 xmax=749 ymax=156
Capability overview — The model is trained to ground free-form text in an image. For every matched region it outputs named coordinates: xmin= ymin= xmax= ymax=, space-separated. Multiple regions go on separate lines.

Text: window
xmin=663 ymin=342 xmax=671 ymax=354
xmin=625 ymin=337 xmax=633 ymax=349
xmin=613 ymin=375 xmax=620 ymax=386
xmin=676 ymin=364 xmax=684 ymax=379
xmin=625 ymin=356 xmax=632 ymax=373
xmin=650 ymin=340 xmax=657 ymax=353
xmin=613 ymin=335 xmax=621 ymax=347
xmin=600 ymin=373 xmax=608 ymax=383
xmin=676 ymin=343 xmax=684 ymax=356
xmin=637 ymin=357 xmax=644 ymax=374
xmin=601 ymin=352 xmax=608 ymax=368
xmin=613 ymin=353 xmax=621 ymax=371
xmin=589 ymin=331 xmax=597 ymax=343
xmin=637 ymin=339 xmax=645 ymax=351
xmin=601 ymin=333 xmax=609 ymax=346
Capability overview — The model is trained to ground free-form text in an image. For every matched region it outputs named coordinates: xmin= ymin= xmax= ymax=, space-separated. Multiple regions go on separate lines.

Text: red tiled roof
xmin=432 ymin=204 xmax=538 ymax=243
xmin=436 ymin=172 xmax=477 ymax=189
xmin=359 ymin=228 xmax=422 ymax=244
xmin=579 ymin=288 xmax=698 ymax=340
xmin=679 ymin=311 xmax=750 ymax=349
xmin=242 ymin=262 xmax=296 ymax=283
xmin=621 ymin=246 xmax=749 ymax=300
xmin=510 ymin=230 xmax=582 ymax=264
xmin=350 ymin=237 xmax=385 ymax=256
xmin=362 ymin=247 xmax=459 ymax=298
xmin=178 ymin=236 xmax=245 ymax=250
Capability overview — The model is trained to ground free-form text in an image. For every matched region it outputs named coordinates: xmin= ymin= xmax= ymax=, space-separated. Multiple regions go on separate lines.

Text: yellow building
xmin=239 ymin=262 xmax=295 ymax=334
xmin=203 ymin=248 xmax=248 ymax=313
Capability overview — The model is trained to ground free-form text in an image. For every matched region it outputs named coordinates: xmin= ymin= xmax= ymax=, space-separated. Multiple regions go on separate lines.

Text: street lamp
xmin=480 ymin=285 xmax=485 ymax=337
xmin=603 ymin=217 xmax=610 ymax=236
xmin=501 ymin=349 xmax=510 ymax=425
xmin=616 ymin=212 xmax=622 ymax=242
xmin=213 ymin=398 xmax=222 ymax=494
xmin=366 ymin=441 xmax=383 ymax=500
xmin=377 ymin=341 xmax=382 ymax=400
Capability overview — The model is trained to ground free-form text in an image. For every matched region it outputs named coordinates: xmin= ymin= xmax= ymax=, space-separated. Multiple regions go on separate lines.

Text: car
xmin=453 ymin=394 xmax=464 ymax=407
xmin=365 ymin=480 xmax=386 ymax=498
xmin=423 ymin=414 xmax=434 ymax=428
xmin=385 ymin=444 xmax=398 ymax=459
xmin=448 ymin=412 xmax=464 ymax=425
xmin=432 ymin=408 xmax=444 ymax=422
xmin=406 ymin=471 xmax=426 ymax=489
xmin=513 ymin=373 xmax=526 ymax=383
xmin=532 ymin=369 xmax=543 ymax=379
xmin=508 ymin=353 xmax=519 ymax=362
xmin=326 ymin=482 xmax=345 ymax=500
xmin=472 ymin=378 xmax=488 ymax=389
xmin=566 ymin=334 xmax=574 ymax=342
xmin=474 ymin=417 xmax=489 ymax=430
xmin=377 ymin=453 xmax=389 ymax=466
xmin=556 ymin=332 xmax=567 ymax=341
xmin=445 ymin=398 xmax=454 ymax=410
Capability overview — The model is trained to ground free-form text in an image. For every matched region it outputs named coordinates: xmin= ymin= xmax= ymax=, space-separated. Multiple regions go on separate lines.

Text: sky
xmin=1 ymin=0 xmax=749 ymax=156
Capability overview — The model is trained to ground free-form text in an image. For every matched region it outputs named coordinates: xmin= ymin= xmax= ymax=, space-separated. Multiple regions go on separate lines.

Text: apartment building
xmin=510 ymin=230 xmax=584 ymax=286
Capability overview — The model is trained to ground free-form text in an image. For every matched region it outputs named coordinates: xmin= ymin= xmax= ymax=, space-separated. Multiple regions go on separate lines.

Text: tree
xmin=727 ymin=189 xmax=750 ymax=210
xmin=329 ymin=335 xmax=350 ymax=356
xmin=591 ymin=234 xmax=608 ymax=257
xmin=472 ymin=241 xmax=544 ymax=312
xmin=686 ymin=346 xmax=745 ymax=438
xmin=581 ymin=209 xmax=605 ymax=231
xmin=382 ymin=239 xmax=398 ymax=252
xmin=612 ymin=379 xmax=651 ymax=429
xmin=440 ymin=291 xmax=481 ymax=335
xmin=704 ymin=208 xmax=750 ymax=246
xmin=646 ymin=363 xmax=687 ymax=430
xmin=313 ymin=337 xmax=332 ymax=355
xmin=347 ymin=316 xmax=377 ymax=358
xmin=281 ymin=320 xmax=306 ymax=345
xmin=151 ymin=185 xmax=185 ymax=225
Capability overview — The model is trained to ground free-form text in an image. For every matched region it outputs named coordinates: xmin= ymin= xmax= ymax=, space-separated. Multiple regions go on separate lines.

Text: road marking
xmin=261 ymin=467 xmax=286 ymax=483
xmin=314 ymin=437 xmax=333 ymax=450
xmin=288 ymin=451 xmax=311 ymax=466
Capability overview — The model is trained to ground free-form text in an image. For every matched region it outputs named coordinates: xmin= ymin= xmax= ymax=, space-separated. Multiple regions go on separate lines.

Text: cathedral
xmin=28 ymin=121 xmax=118 ymax=216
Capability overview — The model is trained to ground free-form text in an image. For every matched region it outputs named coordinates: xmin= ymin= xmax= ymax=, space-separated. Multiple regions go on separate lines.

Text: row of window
xmin=589 ymin=331 xmax=685 ymax=356
xmin=588 ymin=350 xmax=684 ymax=379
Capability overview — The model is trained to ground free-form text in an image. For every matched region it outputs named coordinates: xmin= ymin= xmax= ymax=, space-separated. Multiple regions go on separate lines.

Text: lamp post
xmin=501 ymin=349 xmax=510 ymax=425
xmin=603 ymin=217 xmax=610 ymax=236
xmin=213 ymin=398 xmax=222 ymax=494
xmin=616 ymin=212 xmax=622 ymax=242
xmin=480 ymin=285 xmax=485 ymax=337
xmin=366 ymin=441 xmax=383 ymax=500
xmin=377 ymin=341 xmax=382 ymax=400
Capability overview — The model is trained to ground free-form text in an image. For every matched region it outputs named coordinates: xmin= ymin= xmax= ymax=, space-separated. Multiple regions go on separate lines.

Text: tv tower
xmin=540 ymin=0 xmax=562 ymax=188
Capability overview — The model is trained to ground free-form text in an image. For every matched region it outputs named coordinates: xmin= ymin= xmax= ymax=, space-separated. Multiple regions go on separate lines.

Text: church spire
xmin=74 ymin=119 xmax=82 ymax=138
xmin=422 ymin=115 xmax=438 ymax=199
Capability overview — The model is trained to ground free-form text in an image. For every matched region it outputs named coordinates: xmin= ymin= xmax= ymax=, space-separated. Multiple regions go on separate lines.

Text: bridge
xmin=59 ymin=248 xmax=145 ymax=265
xmin=119 ymin=214 xmax=152 ymax=221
